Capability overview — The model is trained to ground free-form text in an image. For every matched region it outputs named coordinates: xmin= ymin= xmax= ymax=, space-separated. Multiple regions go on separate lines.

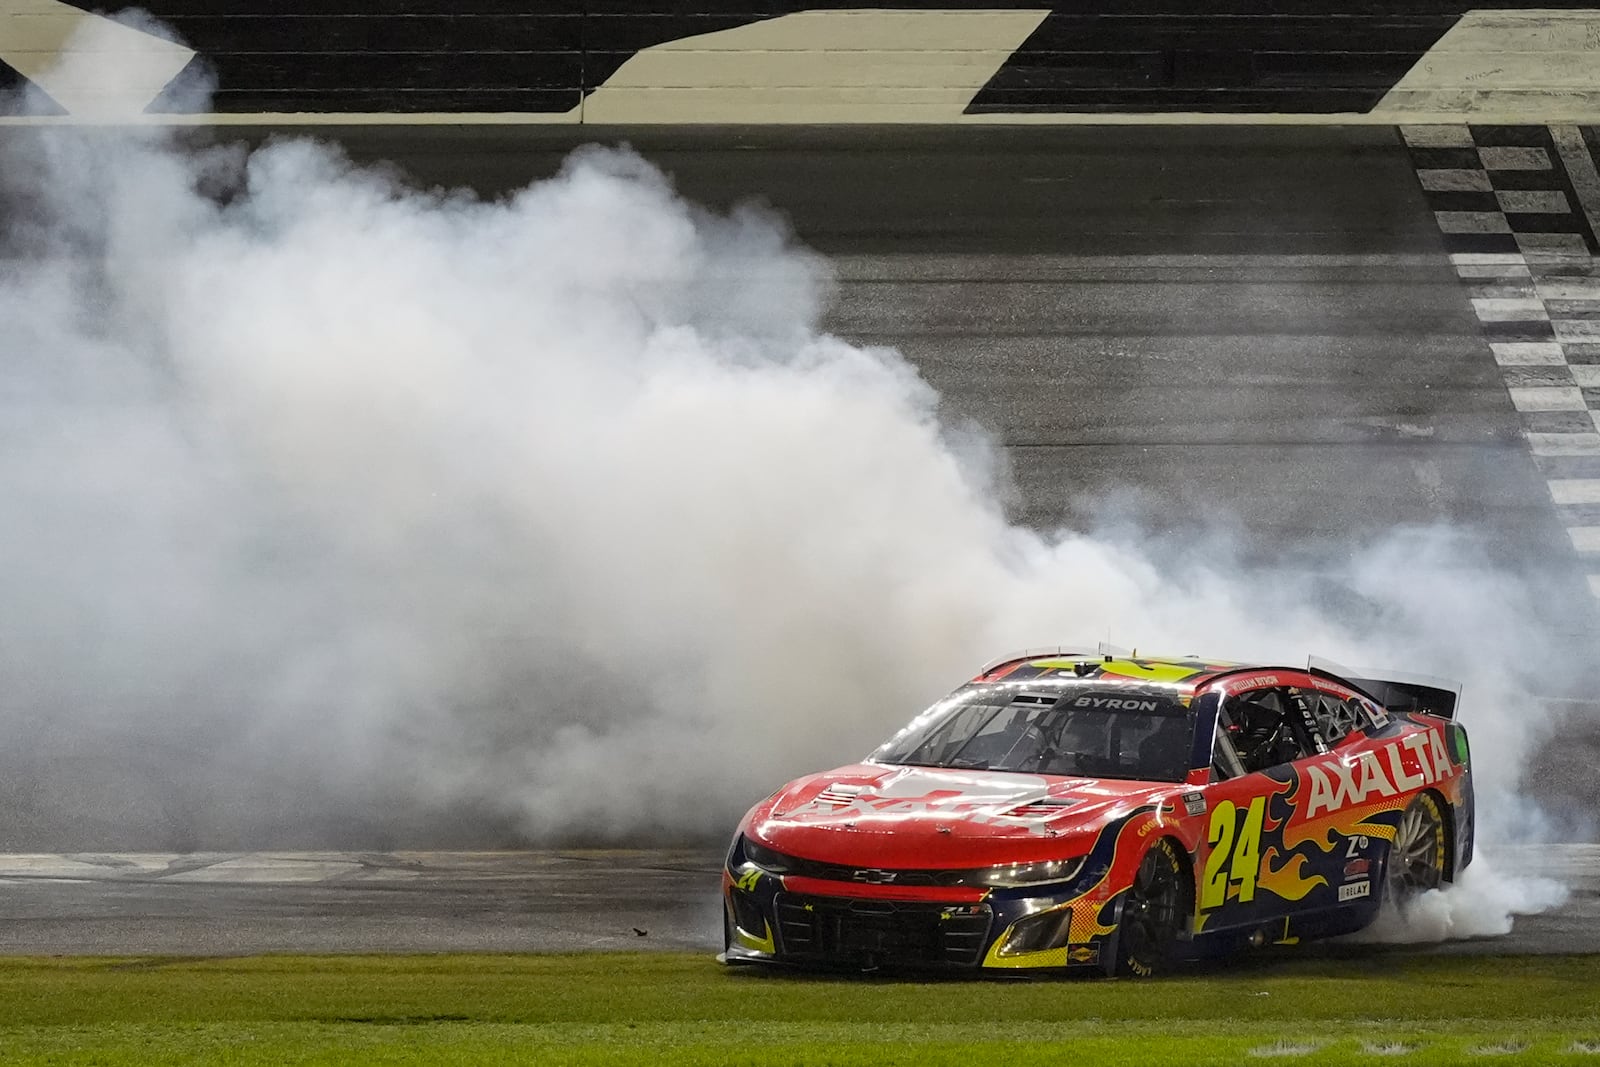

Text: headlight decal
xmin=996 ymin=905 xmax=1075 ymax=957
xmin=969 ymin=856 xmax=1087 ymax=888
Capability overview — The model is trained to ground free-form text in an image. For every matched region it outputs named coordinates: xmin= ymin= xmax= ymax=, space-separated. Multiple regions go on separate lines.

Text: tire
xmin=1387 ymin=792 xmax=1447 ymax=907
xmin=1113 ymin=838 xmax=1189 ymax=978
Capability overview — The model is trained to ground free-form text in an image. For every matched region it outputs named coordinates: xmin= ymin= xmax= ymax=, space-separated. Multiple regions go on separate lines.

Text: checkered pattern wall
xmin=1407 ymin=125 xmax=1600 ymax=597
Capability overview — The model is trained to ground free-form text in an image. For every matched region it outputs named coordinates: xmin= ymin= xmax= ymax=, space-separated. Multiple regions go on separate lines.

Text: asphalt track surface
xmin=0 ymin=846 xmax=1594 ymax=958
xmin=281 ymin=125 xmax=1597 ymax=640
xmin=3 ymin=125 xmax=1598 ymax=957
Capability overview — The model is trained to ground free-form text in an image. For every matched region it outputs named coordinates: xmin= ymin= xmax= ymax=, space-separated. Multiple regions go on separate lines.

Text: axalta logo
xmin=1072 ymin=697 xmax=1159 ymax=711
xmin=789 ymin=792 xmax=1060 ymax=835
xmin=1303 ymin=731 xmax=1455 ymax=818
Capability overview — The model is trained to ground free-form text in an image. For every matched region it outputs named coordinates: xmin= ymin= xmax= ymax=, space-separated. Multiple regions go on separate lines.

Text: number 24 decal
xmin=1201 ymin=797 xmax=1265 ymax=909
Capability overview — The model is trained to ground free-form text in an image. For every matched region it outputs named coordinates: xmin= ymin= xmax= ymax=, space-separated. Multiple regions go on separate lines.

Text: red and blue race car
xmin=722 ymin=650 xmax=1473 ymax=976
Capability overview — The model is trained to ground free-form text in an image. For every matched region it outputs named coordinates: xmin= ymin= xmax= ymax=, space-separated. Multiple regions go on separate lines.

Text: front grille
xmin=780 ymin=857 xmax=975 ymax=886
xmin=773 ymin=893 xmax=991 ymax=967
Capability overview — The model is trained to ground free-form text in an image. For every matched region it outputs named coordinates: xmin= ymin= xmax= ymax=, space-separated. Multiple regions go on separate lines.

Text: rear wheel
xmin=1113 ymin=838 xmax=1188 ymax=977
xmin=1387 ymin=793 xmax=1447 ymax=907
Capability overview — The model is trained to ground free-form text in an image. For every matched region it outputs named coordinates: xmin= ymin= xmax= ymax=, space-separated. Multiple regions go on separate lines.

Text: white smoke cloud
xmin=0 ymin=39 xmax=1584 ymax=942
xmin=1355 ymin=851 xmax=1570 ymax=943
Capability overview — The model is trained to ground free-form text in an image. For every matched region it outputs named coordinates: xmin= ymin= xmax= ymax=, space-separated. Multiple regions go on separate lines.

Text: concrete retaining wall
xmin=3 ymin=2 xmax=1600 ymax=119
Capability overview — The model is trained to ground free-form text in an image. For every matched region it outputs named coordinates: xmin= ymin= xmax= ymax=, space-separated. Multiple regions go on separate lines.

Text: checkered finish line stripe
xmin=1405 ymin=125 xmax=1600 ymax=598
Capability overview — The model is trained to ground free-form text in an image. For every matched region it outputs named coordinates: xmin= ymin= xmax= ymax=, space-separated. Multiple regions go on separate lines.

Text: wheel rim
xmin=1122 ymin=846 xmax=1181 ymax=964
xmin=1388 ymin=796 xmax=1445 ymax=904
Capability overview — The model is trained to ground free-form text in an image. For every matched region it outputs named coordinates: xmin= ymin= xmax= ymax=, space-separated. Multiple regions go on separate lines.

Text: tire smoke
xmin=0 ymin=31 xmax=1583 ymax=943
xmin=1356 ymin=852 xmax=1570 ymax=943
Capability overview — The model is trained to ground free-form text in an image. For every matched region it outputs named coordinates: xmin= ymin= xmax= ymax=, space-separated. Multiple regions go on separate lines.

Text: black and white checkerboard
xmin=1406 ymin=125 xmax=1600 ymax=597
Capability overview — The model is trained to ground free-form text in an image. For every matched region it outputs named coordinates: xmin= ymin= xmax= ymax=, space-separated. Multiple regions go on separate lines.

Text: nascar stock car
xmin=721 ymin=650 xmax=1473 ymax=976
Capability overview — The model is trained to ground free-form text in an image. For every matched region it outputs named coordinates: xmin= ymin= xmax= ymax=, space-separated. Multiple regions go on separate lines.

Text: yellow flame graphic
xmin=1256 ymin=847 xmax=1328 ymax=903
xmin=1069 ymin=897 xmax=1118 ymax=943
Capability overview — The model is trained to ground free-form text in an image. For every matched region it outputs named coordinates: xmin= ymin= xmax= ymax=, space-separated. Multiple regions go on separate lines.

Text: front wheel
xmin=1387 ymin=792 xmax=1447 ymax=907
xmin=1112 ymin=838 xmax=1189 ymax=977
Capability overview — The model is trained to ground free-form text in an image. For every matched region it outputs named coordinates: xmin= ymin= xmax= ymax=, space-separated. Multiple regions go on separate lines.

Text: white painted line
xmin=1555 ymin=320 xmax=1600 ymax=342
xmin=1402 ymin=126 xmax=1475 ymax=148
xmin=1473 ymin=297 xmax=1549 ymax=321
xmin=1437 ymin=211 xmax=1513 ymax=233
xmin=1419 ymin=168 xmax=1494 ymax=191
xmin=1569 ymin=365 xmax=1600 ymax=388
xmin=579 ymin=10 xmax=1051 ymax=124
xmin=1568 ymin=527 xmax=1600 ymax=552
xmin=1496 ymin=189 xmax=1572 ymax=213
xmin=1588 ymin=574 xmax=1600 ymax=599
xmin=1471 ymin=282 xmax=1537 ymax=299
xmin=1456 ymin=262 xmax=1532 ymax=278
xmin=1510 ymin=386 xmax=1586 ymax=411
xmin=1451 ymin=253 xmax=1528 ymax=279
xmin=1548 ymin=479 xmax=1600 ymax=504
xmin=1518 ymin=233 xmax=1592 ymax=257
xmin=0 ymin=0 xmax=196 ymax=117
xmin=1452 ymin=254 xmax=1528 ymax=282
xmin=1480 ymin=146 xmax=1553 ymax=170
xmin=1375 ymin=12 xmax=1600 ymax=120
xmin=1536 ymin=278 xmax=1600 ymax=300
xmin=1527 ymin=432 xmax=1600 ymax=455
xmin=1492 ymin=341 xmax=1567 ymax=365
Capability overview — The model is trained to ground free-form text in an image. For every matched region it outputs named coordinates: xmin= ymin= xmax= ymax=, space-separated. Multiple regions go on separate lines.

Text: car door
xmin=1277 ymin=686 xmax=1403 ymax=910
xmin=1194 ymin=681 xmax=1325 ymax=934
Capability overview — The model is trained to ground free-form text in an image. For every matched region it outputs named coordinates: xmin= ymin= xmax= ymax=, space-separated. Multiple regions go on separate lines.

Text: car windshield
xmin=870 ymin=683 xmax=1195 ymax=782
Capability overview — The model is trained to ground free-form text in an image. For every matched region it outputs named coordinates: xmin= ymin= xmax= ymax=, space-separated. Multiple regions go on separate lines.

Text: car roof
xmin=974 ymin=650 xmax=1254 ymax=694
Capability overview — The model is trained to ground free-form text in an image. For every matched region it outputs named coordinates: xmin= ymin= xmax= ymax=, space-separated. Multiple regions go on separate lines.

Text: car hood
xmin=746 ymin=762 xmax=1180 ymax=869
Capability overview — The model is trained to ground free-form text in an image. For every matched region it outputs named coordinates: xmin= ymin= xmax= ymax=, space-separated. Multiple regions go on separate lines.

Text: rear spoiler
xmin=1307 ymin=656 xmax=1462 ymax=720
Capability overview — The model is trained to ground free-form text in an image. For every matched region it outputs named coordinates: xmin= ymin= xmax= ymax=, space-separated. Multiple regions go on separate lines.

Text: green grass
xmin=1 ymin=952 xmax=1597 ymax=1064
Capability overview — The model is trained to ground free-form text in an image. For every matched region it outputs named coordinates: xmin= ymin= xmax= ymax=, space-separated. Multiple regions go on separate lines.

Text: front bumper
xmin=723 ymin=864 xmax=1118 ymax=971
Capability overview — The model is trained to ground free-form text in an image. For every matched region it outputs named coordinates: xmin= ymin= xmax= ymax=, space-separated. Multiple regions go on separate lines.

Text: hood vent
xmin=1005 ymin=797 xmax=1079 ymax=819
xmin=815 ymin=785 xmax=866 ymax=806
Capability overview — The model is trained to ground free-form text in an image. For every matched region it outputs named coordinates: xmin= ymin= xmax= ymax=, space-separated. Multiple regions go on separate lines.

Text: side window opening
xmin=1301 ymin=691 xmax=1359 ymax=747
xmin=1211 ymin=724 xmax=1247 ymax=781
xmin=1217 ymin=687 xmax=1319 ymax=776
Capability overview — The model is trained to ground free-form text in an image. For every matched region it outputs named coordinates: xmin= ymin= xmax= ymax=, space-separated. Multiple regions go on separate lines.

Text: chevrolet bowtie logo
xmin=851 ymin=868 xmax=897 ymax=884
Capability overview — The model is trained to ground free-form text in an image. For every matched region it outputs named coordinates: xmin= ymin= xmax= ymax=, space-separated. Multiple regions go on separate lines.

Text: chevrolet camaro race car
xmin=722 ymin=651 xmax=1474 ymax=976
